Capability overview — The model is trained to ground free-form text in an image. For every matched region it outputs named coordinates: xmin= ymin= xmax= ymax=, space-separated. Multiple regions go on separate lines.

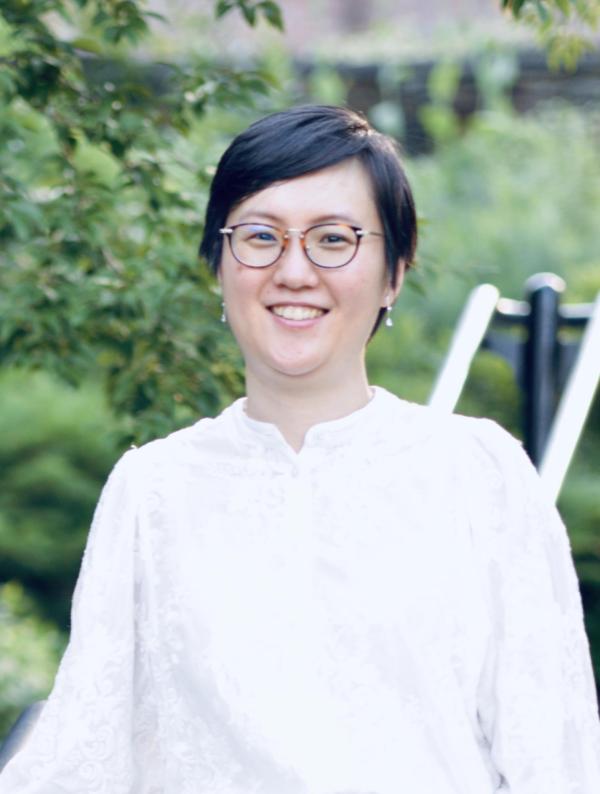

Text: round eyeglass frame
xmin=219 ymin=222 xmax=384 ymax=269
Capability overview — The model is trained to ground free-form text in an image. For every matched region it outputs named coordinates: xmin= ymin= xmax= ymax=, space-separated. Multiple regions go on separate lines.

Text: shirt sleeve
xmin=467 ymin=419 xmax=600 ymax=793
xmin=0 ymin=447 xmax=149 ymax=794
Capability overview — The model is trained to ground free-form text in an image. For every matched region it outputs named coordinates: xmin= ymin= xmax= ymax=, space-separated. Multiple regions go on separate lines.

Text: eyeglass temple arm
xmin=219 ymin=226 xmax=382 ymax=239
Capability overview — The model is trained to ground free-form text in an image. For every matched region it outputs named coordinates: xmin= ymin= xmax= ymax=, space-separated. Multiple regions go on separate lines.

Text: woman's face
xmin=218 ymin=158 xmax=402 ymax=390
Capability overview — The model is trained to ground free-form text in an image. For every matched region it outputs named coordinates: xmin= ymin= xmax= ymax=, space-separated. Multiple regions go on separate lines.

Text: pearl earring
xmin=221 ymin=301 xmax=227 ymax=323
xmin=385 ymin=305 xmax=394 ymax=328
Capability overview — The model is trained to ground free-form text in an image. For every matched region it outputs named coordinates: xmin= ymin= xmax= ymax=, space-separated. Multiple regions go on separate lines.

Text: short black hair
xmin=199 ymin=104 xmax=417 ymax=333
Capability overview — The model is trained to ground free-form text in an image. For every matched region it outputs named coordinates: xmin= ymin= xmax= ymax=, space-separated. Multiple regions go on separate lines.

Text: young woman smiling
xmin=216 ymin=156 xmax=401 ymax=451
xmin=1 ymin=105 xmax=599 ymax=794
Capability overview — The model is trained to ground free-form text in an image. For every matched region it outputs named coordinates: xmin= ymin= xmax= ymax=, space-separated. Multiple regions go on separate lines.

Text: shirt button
xmin=291 ymin=465 xmax=300 ymax=478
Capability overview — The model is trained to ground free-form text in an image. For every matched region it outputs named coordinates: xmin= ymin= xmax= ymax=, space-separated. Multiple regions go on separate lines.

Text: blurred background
xmin=1 ymin=0 xmax=599 ymax=739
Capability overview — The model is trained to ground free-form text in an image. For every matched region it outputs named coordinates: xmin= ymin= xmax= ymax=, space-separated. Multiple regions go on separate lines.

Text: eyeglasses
xmin=219 ymin=223 xmax=383 ymax=269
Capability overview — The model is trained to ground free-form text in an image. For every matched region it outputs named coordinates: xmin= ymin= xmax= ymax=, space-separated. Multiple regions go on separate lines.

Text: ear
xmin=382 ymin=260 xmax=405 ymax=307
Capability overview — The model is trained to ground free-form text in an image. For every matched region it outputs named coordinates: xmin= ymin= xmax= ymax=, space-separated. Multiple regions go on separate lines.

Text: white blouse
xmin=1 ymin=387 xmax=599 ymax=794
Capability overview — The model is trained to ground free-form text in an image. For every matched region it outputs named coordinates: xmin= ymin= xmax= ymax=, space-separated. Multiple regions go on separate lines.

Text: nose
xmin=271 ymin=231 xmax=320 ymax=289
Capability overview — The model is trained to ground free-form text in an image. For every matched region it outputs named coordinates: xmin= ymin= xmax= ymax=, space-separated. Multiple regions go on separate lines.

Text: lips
xmin=270 ymin=305 xmax=327 ymax=321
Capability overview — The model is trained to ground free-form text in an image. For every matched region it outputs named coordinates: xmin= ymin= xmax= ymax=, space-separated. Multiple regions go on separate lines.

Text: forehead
xmin=228 ymin=158 xmax=379 ymax=225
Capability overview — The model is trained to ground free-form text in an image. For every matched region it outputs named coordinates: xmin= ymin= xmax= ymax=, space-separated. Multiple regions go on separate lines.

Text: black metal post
xmin=480 ymin=273 xmax=593 ymax=470
xmin=522 ymin=274 xmax=565 ymax=466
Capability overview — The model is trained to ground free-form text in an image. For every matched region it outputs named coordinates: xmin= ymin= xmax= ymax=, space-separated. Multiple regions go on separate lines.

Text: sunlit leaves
xmin=0 ymin=0 xmax=282 ymax=440
xmin=215 ymin=0 xmax=284 ymax=30
xmin=500 ymin=0 xmax=600 ymax=68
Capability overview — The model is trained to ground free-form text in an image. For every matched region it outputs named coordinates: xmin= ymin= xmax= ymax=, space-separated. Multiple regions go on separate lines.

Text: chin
xmin=256 ymin=351 xmax=326 ymax=380
xmin=271 ymin=361 xmax=323 ymax=379
xmin=259 ymin=343 xmax=326 ymax=377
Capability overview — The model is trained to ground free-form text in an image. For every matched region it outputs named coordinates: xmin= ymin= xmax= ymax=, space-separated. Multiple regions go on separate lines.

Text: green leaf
xmin=259 ymin=1 xmax=284 ymax=30
xmin=427 ymin=59 xmax=462 ymax=105
xmin=0 ymin=69 xmax=16 ymax=98
xmin=70 ymin=36 xmax=104 ymax=54
xmin=72 ymin=134 xmax=121 ymax=187
xmin=509 ymin=0 xmax=527 ymax=16
xmin=5 ymin=199 xmax=45 ymax=240
xmin=143 ymin=11 xmax=167 ymax=22
xmin=0 ymin=16 xmax=21 ymax=57
xmin=242 ymin=76 xmax=269 ymax=94
xmin=534 ymin=0 xmax=552 ymax=23
xmin=215 ymin=0 xmax=234 ymax=19
xmin=555 ymin=0 xmax=572 ymax=16
xmin=241 ymin=2 xmax=257 ymax=26
xmin=92 ymin=9 xmax=109 ymax=25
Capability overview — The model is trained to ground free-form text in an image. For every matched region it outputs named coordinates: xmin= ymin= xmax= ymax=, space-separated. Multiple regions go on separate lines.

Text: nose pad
xmin=279 ymin=232 xmax=310 ymax=265
xmin=273 ymin=232 xmax=318 ymax=284
xmin=281 ymin=230 xmax=306 ymax=256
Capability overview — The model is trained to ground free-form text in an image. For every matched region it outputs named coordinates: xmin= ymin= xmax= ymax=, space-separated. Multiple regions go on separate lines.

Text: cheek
xmin=341 ymin=271 xmax=388 ymax=309
xmin=221 ymin=264 xmax=256 ymax=304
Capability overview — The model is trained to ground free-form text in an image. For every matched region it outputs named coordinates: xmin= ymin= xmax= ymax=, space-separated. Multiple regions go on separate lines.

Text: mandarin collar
xmin=227 ymin=386 xmax=396 ymax=457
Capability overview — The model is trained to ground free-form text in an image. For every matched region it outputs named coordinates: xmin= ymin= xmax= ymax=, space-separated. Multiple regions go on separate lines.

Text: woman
xmin=1 ymin=105 xmax=599 ymax=793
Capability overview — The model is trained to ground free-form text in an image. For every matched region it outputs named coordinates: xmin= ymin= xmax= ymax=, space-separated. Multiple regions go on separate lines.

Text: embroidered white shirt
xmin=1 ymin=387 xmax=599 ymax=793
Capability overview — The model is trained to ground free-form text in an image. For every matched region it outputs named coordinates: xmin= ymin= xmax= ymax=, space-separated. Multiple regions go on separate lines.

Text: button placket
xmin=284 ymin=456 xmax=317 ymax=615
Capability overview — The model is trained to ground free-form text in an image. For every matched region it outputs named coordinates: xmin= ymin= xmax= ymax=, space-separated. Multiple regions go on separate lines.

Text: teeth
xmin=271 ymin=305 xmax=325 ymax=320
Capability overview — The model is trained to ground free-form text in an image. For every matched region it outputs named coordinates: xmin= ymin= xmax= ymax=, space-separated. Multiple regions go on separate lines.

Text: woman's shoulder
xmin=373 ymin=389 xmax=546 ymax=519
xmin=374 ymin=387 xmax=525 ymax=467
xmin=109 ymin=401 xmax=242 ymax=484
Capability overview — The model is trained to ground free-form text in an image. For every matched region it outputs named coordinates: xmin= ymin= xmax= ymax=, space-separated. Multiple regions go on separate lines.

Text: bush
xmin=0 ymin=0 xmax=284 ymax=443
xmin=0 ymin=369 xmax=122 ymax=630
xmin=0 ymin=582 xmax=64 ymax=741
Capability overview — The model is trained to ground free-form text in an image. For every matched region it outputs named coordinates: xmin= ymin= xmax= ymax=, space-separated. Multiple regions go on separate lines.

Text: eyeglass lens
xmin=229 ymin=224 xmax=359 ymax=268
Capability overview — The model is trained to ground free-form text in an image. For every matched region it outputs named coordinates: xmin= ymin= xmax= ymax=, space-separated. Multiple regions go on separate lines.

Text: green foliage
xmin=0 ymin=0 xmax=284 ymax=444
xmin=0 ymin=582 xmax=65 ymax=740
xmin=215 ymin=0 xmax=284 ymax=30
xmin=419 ymin=60 xmax=464 ymax=144
xmin=0 ymin=369 xmax=123 ymax=629
xmin=368 ymin=64 xmax=413 ymax=140
xmin=501 ymin=0 xmax=600 ymax=68
xmin=306 ymin=62 xmax=348 ymax=107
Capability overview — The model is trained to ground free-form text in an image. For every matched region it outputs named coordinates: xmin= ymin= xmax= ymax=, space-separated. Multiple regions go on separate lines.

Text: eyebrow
xmin=235 ymin=210 xmax=362 ymax=226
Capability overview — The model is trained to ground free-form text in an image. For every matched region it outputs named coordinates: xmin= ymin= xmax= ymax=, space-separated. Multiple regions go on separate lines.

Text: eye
xmin=240 ymin=225 xmax=280 ymax=246
xmin=315 ymin=227 xmax=354 ymax=247
xmin=253 ymin=230 xmax=277 ymax=241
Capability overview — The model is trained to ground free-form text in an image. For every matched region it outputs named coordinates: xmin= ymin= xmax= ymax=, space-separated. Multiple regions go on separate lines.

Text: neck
xmin=244 ymin=367 xmax=373 ymax=452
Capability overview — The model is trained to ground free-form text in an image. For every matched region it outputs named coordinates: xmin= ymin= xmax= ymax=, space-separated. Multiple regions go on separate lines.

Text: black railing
xmin=429 ymin=272 xmax=600 ymax=499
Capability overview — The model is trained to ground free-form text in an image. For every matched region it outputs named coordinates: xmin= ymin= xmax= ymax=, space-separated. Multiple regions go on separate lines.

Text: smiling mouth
xmin=270 ymin=305 xmax=327 ymax=321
